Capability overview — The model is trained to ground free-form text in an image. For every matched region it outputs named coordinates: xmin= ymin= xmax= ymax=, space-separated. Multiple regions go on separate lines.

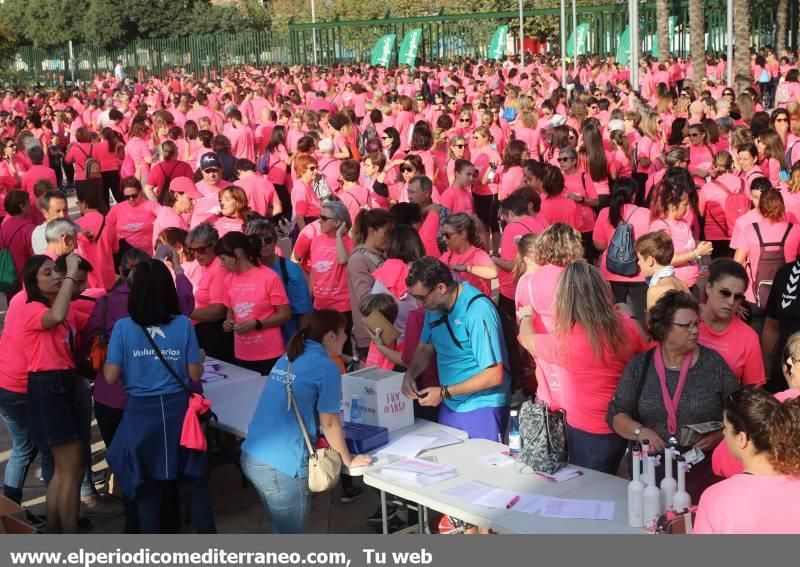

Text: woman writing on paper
xmin=241 ymin=310 xmax=372 ymax=534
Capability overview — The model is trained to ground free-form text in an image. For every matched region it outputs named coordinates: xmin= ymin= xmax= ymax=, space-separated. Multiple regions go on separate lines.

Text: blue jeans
xmin=0 ymin=388 xmax=37 ymax=503
xmin=241 ymin=452 xmax=310 ymax=534
xmin=566 ymin=424 xmax=627 ymax=475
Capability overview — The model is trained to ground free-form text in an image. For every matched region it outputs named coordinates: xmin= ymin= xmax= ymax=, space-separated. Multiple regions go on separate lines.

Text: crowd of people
xmin=1 ymin=46 xmax=800 ymax=535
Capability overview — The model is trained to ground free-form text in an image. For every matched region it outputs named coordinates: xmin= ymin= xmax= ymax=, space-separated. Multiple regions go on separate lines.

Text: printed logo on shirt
xmin=781 ymin=262 xmax=800 ymax=309
xmin=146 ymin=325 xmax=166 ymax=339
xmin=269 ymin=364 xmax=295 ymax=385
xmin=122 ymin=222 xmax=144 ymax=233
xmin=313 ymin=260 xmax=334 ymax=274
xmin=233 ymin=302 xmax=255 ymax=319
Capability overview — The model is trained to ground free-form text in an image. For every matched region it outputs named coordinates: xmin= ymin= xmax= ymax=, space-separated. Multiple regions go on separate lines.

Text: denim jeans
xmin=241 ymin=452 xmax=310 ymax=534
xmin=74 ymin=378 xmax=96 ymax=498
xmin=566 ymin=424 xmax=627 ymax=475
xmin=0 ymin=388 xmax=37 ymax=503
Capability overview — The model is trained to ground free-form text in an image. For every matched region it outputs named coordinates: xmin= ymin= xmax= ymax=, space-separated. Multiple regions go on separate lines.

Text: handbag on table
xmin=516 ymin=398 xmax=567 ymax=474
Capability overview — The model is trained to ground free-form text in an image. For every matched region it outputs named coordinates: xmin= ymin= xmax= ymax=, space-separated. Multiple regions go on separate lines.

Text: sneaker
xmin=366 ymin=504 xmax=399 ymax=525
xmin=80 ymin=493 xmax=124 ymax=517
xmin=339 ymin=484 xmax=363 ymax=504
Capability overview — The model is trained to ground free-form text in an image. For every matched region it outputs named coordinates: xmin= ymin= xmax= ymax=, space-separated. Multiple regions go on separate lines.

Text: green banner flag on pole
xmin=617 ymin=27 xmax=631 ymax=66
xmin=566 ymin=23 xmax=590 ymax=57
xmin=370 ymin=34 xmax=397 ymax=67
xmin=651 ymin=16 xmax=678 ymax=58
xmin=398 ymin=29 xmax=423 ymax=69
xmin=488 ymin=25 xmax=509 ymax=60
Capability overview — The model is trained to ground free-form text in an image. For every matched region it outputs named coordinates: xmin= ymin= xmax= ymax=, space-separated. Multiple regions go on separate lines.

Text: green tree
xmin=82 ymin=0 xmax=130 ymax=47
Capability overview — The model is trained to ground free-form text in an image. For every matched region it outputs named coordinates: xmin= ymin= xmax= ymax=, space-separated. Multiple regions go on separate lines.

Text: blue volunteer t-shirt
xmin=421 ymin=283 xmax=511 ymax=413
xmin=106 ymin=315 xmax=201 ymax=397
xmin=242 ymin=341 xmax=341 ymax=478
xmin=268 ymin=257 xmax=313 ymax=343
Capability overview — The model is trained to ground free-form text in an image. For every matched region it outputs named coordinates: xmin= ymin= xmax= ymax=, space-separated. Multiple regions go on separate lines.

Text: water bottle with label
xmin=350 ymin=395 xmax=362 ymax=423
xmin=508 ymin=410 xmax=522 ymax=454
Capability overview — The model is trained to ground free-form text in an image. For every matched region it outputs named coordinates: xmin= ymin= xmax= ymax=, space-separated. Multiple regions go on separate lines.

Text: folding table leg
xmin=380 ymin=490 xmax=388 ymax=535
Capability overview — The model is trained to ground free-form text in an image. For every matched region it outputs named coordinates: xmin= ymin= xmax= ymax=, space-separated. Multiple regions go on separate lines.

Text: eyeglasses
xmin=459 ymin=118 xmax=471 ymax=123
xmin=319 ymin=215 xmax=336 ymax=222
xmin=717 ymin=288 xmax=746 ymax=302
xmin=452 ymin=144 xmax=466 ymax=148
xmin=401 ymin=166 xmax=415 ymax=173
xmin=410 ymin=287 xmax=436 ymax=302
xmin=557 ymin=157 xmax=573 ymax=163
xmin=124 ymin=193 xmax=139 ymax=201
xmin=187 ymin=243 xmax=213 ymax=253
xmin=672 ymin=319 xmax=700 ymax=330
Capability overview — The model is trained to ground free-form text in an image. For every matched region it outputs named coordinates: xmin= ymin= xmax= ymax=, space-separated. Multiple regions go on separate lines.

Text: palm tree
xmin=776 ymin=0 xmax=788 ymax=55
xmin=733 ymin=0 xmax=752 ymax=93
xmin=688 ymin=0 xmax=705 ymax=84
xmin=656 ymin=0 xmax=670 ymax=63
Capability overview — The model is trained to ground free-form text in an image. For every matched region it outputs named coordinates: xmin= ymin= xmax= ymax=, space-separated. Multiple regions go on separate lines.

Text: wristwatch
xmin=634 ymin=427 xmax=642 ymax=442
xmin=254 ymin=319 xmax=263 ymax=331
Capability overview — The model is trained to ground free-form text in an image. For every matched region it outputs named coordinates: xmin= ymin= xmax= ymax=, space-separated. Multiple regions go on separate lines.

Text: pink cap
xmin=169 ymin=176 xmax=203 ymax=199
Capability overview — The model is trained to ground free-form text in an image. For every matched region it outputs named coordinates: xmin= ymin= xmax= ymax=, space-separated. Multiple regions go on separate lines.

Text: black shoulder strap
xmin=139 ymin=323 xmax=191 ymax=395
xmin=781 ymin=223 xmax=793 ymax=246
xmin=466 ymin=293 xmax=492 ymax=310
xmin=633 ymin=348 xmax=655 ymax=423
xmin=753 ymin=222 xmax=765 ymax=247
xmin=580 ymin=171 xmax=587 ymax=196
xmin=278 ymin=256 xmax=289 ymax=287
xmin=1 ymin=223 xmax=27 ymax=250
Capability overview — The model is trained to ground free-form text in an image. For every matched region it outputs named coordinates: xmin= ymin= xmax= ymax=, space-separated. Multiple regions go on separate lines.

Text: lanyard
xmin=654 ymin=344 xmax=692 ymax=437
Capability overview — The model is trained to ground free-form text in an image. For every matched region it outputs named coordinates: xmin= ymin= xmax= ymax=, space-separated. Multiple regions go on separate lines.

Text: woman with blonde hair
xmin=637 ymin=111 xmax=666 ymax=174
xmin=439 ymin=212 xmax=497 ymax=296
xmin=512 ymin=95 xmax=541 ymax=160
xmin=519 ymin=261 xmax=647 ymax=474
xmin=514 ymin=223 xmax=585 ymax=408
xmin=472 ymin=126 xmax=502 ymax=254
xmin=446 ymin=135 xmax=468 ymax=185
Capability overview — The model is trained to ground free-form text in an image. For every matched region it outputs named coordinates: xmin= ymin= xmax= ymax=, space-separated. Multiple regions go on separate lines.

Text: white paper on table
xmin=419 ymin=430 xmax=464 ymax=451
xmin=539 ymin=498 xmax=615 ymax=520
xmin=512 ymin=494 xmax=550 ymax=514
xmin=480 ymin=452 xmax=515 ymax=467
xmin=382 ymin=458 xmax=455 ymax=476
xmin=441 ymin=481 xmax=494 ymax=504
xmin=380 ymin=469 xmax=458 ymax=487
xmin=535 ymin=467 xmax=583 ymax=482
xmin=473 ymin=488 xmax=520 ymax=509
xmin=375 ymin=435 xmax=436 ymax=458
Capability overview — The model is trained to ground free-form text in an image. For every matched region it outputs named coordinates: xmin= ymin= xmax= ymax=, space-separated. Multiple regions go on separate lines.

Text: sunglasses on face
xmin=401 ymin=166 xmax=415 ymax=173
xmin=459 ymin=118 xmax=471 ymax=123
xmin=452 ymin=144 xmax=466 ymax=148
xmin=187 ymin=243 xmax=213 ymax=253
xmin=557 ymin=157 xmax=573 ymax=163
xmin=717 ymin=288 xmax=746 ymax=302
xmin=124 ymin=193 xmax=139 ymax=201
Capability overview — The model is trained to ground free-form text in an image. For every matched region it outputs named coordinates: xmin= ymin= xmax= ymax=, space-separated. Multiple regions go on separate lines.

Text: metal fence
xmin=6 ymin=1 xmax=796 ymax=86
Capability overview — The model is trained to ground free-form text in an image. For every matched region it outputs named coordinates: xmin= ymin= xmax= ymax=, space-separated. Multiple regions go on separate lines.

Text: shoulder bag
xmin=516 ymin=398 xmax=567 ymax=474
xmin=285 ymin=360 xmax=342 ymax=492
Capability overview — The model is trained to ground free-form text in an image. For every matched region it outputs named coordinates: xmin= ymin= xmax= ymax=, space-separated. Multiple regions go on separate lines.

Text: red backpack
xmin=710 ymin=178 xmax=750 ymax=238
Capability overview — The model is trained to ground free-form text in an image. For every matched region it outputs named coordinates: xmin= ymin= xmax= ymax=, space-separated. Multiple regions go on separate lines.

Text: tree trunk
xmin=733 ymin=0 xmax=752 ymax=93
xmin=656 ymin=0 xmax=670 ymax=63
xmin=776 ymin=0 xmax=788 ymax=55
xmin=688 ymin=0 xmax=705 ymax=84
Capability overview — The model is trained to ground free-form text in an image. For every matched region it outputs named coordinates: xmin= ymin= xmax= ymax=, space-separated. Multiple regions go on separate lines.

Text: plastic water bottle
xmin=350 ymin=395 xmax=362 ymax=423
xmin=627 ymin=442 xmax=644 ymax=528
xmin=508 ymin=410 xmax=522 ymax=454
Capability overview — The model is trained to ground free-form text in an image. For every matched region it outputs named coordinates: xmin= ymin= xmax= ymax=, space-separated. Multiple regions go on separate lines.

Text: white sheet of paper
xmin=512 ymin=494 xmax=550 ymax=515
xmin=375 ymin=435 xmax=436 ymax=458
xmin=473 ymin=488 xmax=520 ymax=509
xmin=539 ymin=498 xmax=615 ymax=520
xmin=441 ymin=481 xmax=494 ymax=503
xmin=535 ymin=467 xmax=582 ymax=482
xmin=380 ymin=468 xmax=457 ymax=486
xmin=420 ymin=430 xmax=465 ymax=451
xmin=382 ymin=458 xmax=455 ymax=476
xmin=480 ymin=452 xmax=515 ymax=467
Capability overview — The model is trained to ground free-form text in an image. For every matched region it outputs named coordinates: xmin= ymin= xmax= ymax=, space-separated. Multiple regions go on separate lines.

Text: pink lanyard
xmin=653 ymin=344 xmax=693 ymax=437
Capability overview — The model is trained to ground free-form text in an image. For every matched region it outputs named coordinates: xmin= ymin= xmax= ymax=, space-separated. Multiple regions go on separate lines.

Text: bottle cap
xmin=510 ymin=409 xmax=518 ymax=416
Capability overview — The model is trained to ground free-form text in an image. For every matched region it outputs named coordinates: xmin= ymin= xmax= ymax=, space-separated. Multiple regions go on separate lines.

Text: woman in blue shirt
xmin=104 ymin=259 xmax=216 ymax=534
xmin=241 ymin=310 xmax=372 ymax=534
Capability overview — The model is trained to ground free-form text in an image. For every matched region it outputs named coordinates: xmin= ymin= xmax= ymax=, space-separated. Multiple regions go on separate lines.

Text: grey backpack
xmin=517 ymin=399 xmax=567 ymax=474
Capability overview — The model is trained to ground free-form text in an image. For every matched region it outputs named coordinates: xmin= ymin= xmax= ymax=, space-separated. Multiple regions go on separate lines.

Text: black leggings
xmin=610 ymin=281 xmax=648 ymax=328
xmin=102 ymin=170 xmax=122 ymax=205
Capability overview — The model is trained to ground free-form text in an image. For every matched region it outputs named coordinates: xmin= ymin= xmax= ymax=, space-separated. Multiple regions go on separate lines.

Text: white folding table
xmin=363 ymin=438 xmax=645 ymax=535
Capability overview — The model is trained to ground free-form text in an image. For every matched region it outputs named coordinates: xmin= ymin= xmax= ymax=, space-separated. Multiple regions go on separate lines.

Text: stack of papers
xmin=380 ymin=458 xmax=457 ymax=486
xmin=376 ymin=435 xmax=438 ymax=458
xmin=201 ymin=361 xmax=227 ymax=383
xmin=441 ymin=480 xmax=615 ymax=520
xmin=534 ymin=468 xmax=583 ymax=482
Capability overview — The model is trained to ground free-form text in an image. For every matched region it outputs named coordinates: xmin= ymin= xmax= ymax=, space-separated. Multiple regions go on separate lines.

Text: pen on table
xmin=505 ymin=495 xmax=520 ymax=510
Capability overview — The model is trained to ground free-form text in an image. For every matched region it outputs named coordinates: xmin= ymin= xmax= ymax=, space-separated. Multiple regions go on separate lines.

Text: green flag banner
xmin=617 ymin=27 xmax=631 ymax=66
xmin=651 ymin=16 xmax=678 ymax=58
xmin=488 ymin=25 xmax=508 ymax=60
xmin=370 ymin=34 xmax=397 ymax=67
xmin=398 ymin=29 xmax=423 ymax=68
xmin=567 ymin=23 xmax=590 ymax=57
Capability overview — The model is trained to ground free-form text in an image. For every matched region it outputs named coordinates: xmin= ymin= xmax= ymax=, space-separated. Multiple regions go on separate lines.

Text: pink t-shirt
xmin=228 ymin=125 xmax=256 ymax=162
xmin=593 ymin=204 xmax=651 ymax=283
xmin=211 ymin=214 xmax=245 ymax=238
xmin=539 ymin=195 xmax=581 ymax=230
xmin=498 ymin=216 xmax=546 ymax=299
xmin=291 ymin=179 xmax=322 ymax=219
xmin=309 ymin=233 xmax=354 ymax=311
xmin=699 ymin=174 xmax=748 ymax=241
xmin=698 ymin=316 xmax=765 ymax=386
xmin=338 ymin=186 xmax=369 ymax=225
xmin=440 ymin=246 xmax=495 ymax=296
xmin=236 ymin=175 xmax=279 ymax=217
xmin=20 ymin=164 xmax=57 ymax=196
xmin=440 ymin=186 xmax=474 ymax=215
xmin=734 ymin=219 xmax=800 ymax=303
xmin=694 ymin=474 xmax=800 ymax=534
xmin=190 ymin=179 xmax=232 ymax=228
xmin=192 ymin=257 xmax=227 ymax=312
xmin=0 ymin=291 xmax=31 ymax=393
xmin=563 ymin=171 xmax=598 ymax=232
xmin=151 ymin=206 xmax=189 ymax=250
xmin=20 ymin=300 xmax=76 ymax=372
xmin=76 ymin=210 xmax=116 ymax=290
xmin=106 ymin=199 xmax=160 ymax=252
xmin=649 ymin=217 xmax=699 ymax=287
xmin=223 ymin=266 xmax=288 ymax=361
xmin=498 ymin=165 xmax=525 ymax=200
xmin=93 ymin=141 xmax=122 ymax=172
xmin=532 ymin=311 xmax=647 ymax=433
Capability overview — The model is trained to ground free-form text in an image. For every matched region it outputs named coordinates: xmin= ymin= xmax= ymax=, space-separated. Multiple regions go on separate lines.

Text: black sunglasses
xmin=717 ymin=288 xmax=746 ymax=302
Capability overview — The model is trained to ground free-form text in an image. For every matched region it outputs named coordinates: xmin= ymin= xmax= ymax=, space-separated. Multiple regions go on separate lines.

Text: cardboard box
xmin=341 ymin=366 xmax=414 ymax=432
xmin=0 ymin=496 xmax=37 ymax=534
